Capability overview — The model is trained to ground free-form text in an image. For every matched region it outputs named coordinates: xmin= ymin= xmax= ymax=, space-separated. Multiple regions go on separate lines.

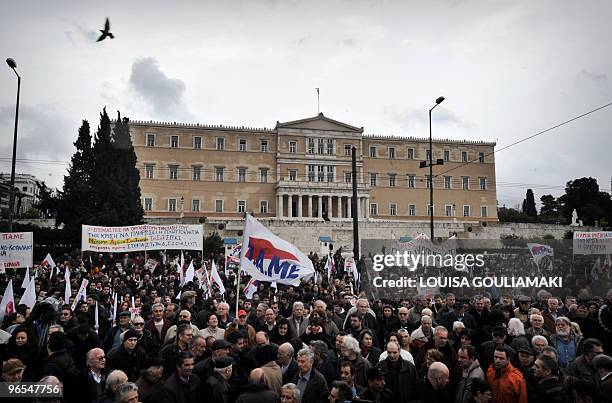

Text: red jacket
xmin=486 ymin=362 xmax=528 ymax=403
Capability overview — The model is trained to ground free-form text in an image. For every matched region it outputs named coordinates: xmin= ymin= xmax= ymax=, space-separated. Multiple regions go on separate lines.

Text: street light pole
xmin=428 ymin=96 xmax=445 ymax=240
xmin=6 ymin=58 xmax=21 ymax=232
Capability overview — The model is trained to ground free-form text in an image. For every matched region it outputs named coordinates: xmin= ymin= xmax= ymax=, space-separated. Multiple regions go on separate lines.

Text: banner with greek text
xmin=81 ymin=224 xmax=203 ymax=252
xmin=573 ymin=231 xmax=612 ymax=255
xmin=0 ymin=232 xmax=33 ymax=269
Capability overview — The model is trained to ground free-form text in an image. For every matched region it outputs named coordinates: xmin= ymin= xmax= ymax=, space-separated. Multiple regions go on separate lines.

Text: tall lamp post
xmin=6 ymin=58 xmax=21 ymax=232
xmin=420 ymin=96 xmax=445 ymax=240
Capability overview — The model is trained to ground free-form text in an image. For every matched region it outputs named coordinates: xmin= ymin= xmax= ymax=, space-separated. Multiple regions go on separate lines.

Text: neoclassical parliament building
xmin=130 ymin=113 xmax=498 ymax=224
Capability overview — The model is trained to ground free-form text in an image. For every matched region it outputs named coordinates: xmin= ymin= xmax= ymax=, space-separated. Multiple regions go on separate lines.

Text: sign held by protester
xmin=573 ymin=231 xmax=612 ymax=255
xmin=0 ymin=232 xmax=33 ymax=269
xmin=240 ymin=214 xmax=314 ymax=286
xmin=81 ymin=224 xmax=203 ymax=252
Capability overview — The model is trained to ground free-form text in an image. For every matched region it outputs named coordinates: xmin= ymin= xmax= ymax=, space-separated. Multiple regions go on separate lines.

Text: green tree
xmin=538 ymin=194 xmax=562 ymax=223
xmin=203 ymin=232 xmax=224 ymax=259
xmin=34 ymin=181 xmax=60 ymax=218
xmin=59 ymin=120 xmax=94 ymax=241
xmin=558 ymin=177 xmax=612 ymax=226
xmin=522 ymin=189 xmax=538 ymax=218
xmin=497 ymin=206 xmax=533 ymax=223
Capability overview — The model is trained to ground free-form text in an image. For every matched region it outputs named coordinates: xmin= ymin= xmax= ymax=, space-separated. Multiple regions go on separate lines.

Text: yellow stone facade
xmin=131 ymin=114 xmax=497 ymax=223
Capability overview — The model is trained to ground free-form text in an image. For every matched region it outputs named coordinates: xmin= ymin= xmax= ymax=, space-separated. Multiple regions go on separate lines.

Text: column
xmin=308 ymin=195 xmax=313 ymax=218
xmin=365 ymin=197 xmax=370 ymax=218
xmin=288 ymin=195 xmax=293 ymax=218
xmin=297 ymin=194 xmax=303 ymax=218
xmin=318 ymin=195 xmax=323 ymax=218
xmin=328 ymin=195 xmax=333 ymax=219
xmin=277 ymin=194 xmax=283 ymax=218
xmin=347 ymin=196 xmax=352 ymax=219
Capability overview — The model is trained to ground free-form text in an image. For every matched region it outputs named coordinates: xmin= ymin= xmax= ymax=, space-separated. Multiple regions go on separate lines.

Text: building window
xmin=239 ymin=139 xmax=247 ymax=152
xmin=369 ymin=146 xmax=377 ymax=158
xmin=169 ymin=165 xmax=178 ymax=180
xmin=463 ymin=205 xmax=470 ymax=217
xmin=215 ymin=200 xmax=223 ymax=213
xmin=388 ymin=147 xmax=396 ymax=159
xmin=317 ymin=139 xmax=325 ymax=154
xmin=168 ymin=198 xmax=177 ymax=212
xmin=261 ymin=140 xmax=268 ymax=152
xmin=426 ymin=175 xmax=432 ymax=189
xmin=389 ymin=173 xmax=396 ymax=187
xmin=407 ymin=148 xmax=414 ymax=160
xmin=317 ymin=166 xmax=325 ymax=182
xmin=462 ymin=151 xmax=468 ymax=162
xmin=144 ymin=198 xmax=152 ymax=211
xmin=192 ymin=199 xmax=200 ymax=212
xmin=237 ymin=200 xmax=246 ymax=213
xmin=216 ymin=138 xmax=225 ymax=150
xmin=445 ymin=205 xmax=453 ymax=217
xmin=389 ymin=203 xmax=397 ymax=216
xmin=370 ymin=203 xmax=378 ymax=216
xmin=238 ymin=168 xmax=247 ymax=183
xmin=193 ymin=136 xmax=202 ymax=149
xmin=344 ymin=172 xmax=352 ymax=183
xmin=192 ymin=166 xmax=201 ymax=181
xmin=409 ymin=204 xmax=416 ymax=216
xmin=444 ymin=176 xmax=451 ymax=189
xmin=444 ymin=150 xmax=450 ymax=161
xmin=308 ymin=138 xmax=315 ymax=154
xmin=479 ymin=152 xmax=485 ymax=163
xmin=289 ymin=169 xmax=297 ymax=181
xmin=145 ymin=164 xmax=154 ymax=179
xmin=426 ymin=149 xmax=431 ymax=160
xmin=344 ymin=144 xmax=352 ymax=156
xmin=146 ymin=134 xmax=155 ymax=147
xmin=308 ymin=165 xmax=315 ymax=181
xmin=260 ymin=168 xmax=268 ymax=183
xmin=479 ymin=177 xmax=487 ymax=190
xmin=327 ymin=139 xmax=334 ymax=155
xmin=171 ymin=135 xmax=179 ymax=148
xmin=326 ymin=166 xmax=334 ymax=182
xmin=260 ymin=200 xmax=268 ymax=214
xmin=215 ymin=167 xmax=224 ymax=182
xmin=289 ymin=141 xmax=297 ymax=153
xmin=370 ymin=173 xmax=377 ymax=187
xmin=462 ymin=176 xmax=469 ymax=190
xmin=408 ymin=175 xmax=415 ymax=188
xmin=481 ymin=206 xmax=488 ymax=217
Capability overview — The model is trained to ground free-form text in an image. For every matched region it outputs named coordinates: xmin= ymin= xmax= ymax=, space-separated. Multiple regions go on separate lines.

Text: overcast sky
xmin=1 ymin=0 xmax=610 ymax=208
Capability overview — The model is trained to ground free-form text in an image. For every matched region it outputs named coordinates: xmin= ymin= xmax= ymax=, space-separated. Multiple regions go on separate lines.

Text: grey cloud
xmin=129 ymin=57 xmax=192 ymax=121
xmin=577 ymin=69 xmax=607 ymax=83
xmin=340 ymin=38 xmax=356 ymax=47
xmin=63 ymin=19 xmax=99 ymax=44
xmin=383 ymin=105 xmax=474 ymax=131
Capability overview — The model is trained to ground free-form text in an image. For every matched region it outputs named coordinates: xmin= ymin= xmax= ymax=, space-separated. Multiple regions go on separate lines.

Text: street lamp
xmin=419 ymin=96 xmax=445 ymax=240
xmin=6 ymin=58 xmax=21 ymax=232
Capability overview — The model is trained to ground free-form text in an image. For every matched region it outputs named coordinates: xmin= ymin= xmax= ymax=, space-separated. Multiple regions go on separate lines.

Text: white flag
xmin=64 ymin=268 xmax=71 ymax=303
xmin=111 ymin=292 xmax=118 ymax=322
xmin=184 ymin=261 xmax=195 ymax=284
xmin=41 ymin=253 xmax=57 ymax=269
xmin=21 ymin=267 xmax=31 ymax=289
xmin=0 ymin=279 xmax=15 ymax=325
xmin=20 ymin=277 xmax=37 ymax=309
xmin=71 ymin=279 xmax=89 ymax=311
xmin=94 ymin=300 xmax=99 ymax=333
xmin=240 ymin=214 xmax=315 ymax=286
xmin=210 ymin=260 xmax=226 ymax=295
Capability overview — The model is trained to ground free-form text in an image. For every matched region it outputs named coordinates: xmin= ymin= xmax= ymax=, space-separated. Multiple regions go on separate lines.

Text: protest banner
xmin=573 ymin=231 xmax=612 ymax=255
xmin=81 ymin=224 xmax=203 ymax=252
xmin=0 ymin=232 xmax=33 ymax=269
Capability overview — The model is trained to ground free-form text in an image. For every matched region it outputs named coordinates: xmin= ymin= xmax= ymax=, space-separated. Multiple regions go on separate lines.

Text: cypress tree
xmin=522 ymin=189 xmax=538 ymax=218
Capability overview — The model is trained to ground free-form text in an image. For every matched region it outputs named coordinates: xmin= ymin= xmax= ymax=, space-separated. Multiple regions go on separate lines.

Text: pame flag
xmin=527 ymin=243 xmax=554 ymax=266
xmin=240 ymin=214 xmax=314 ymax=286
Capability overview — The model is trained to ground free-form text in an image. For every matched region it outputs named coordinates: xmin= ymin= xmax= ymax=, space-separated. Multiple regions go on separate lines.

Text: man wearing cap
xmin=355 ymin=367 xmax=394 ymax=403
xmin=291 ymin=347 xmax=328 ymax=403
xmin=550 ymin=316 xmax=584 ymax=368
xmin=593 ymin=354 xmax=612 ymax=399
xmin=103 ymin=310 xmax=132 ymax=351
xmin=225 ymin=309 xmax=257 ymax=347
xmin=163 ymin=351 xmax=202 ymax=403
xmin=107 ymin=328 xmax=147 ymax=381
xmin=135 ymin=357 xmax=164 ymax=403
xmin=1 ymin=358 xmax=25 ymax=383
xmin=194 ymin=339 xmax=231 ymax=380
xmin=479 ymin=326 xmax=516 ymax=371
xmin=205 ymin=356 xmax=234 ymax=403
xmin=514 ymin=296 xmax=532 ymax=324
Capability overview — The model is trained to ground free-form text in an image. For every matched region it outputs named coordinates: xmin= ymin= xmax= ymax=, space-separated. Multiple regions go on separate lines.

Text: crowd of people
xmin=1 ymin=250 xmax=612 ymax=403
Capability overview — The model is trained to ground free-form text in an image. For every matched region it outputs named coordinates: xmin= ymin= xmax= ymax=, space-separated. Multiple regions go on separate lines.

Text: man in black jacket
xmin=531 ymin=355 xmax=568 ymax=402
xmin=162 ymin=351 xmax=202 ymax=403
xmin=205 ymin=356 xmax=234 ymax=403
xmin=355 ymin=367 xmax=394 ymax=403
xmin=106 ymin=328 xmax=147 ymax=381
xmin=375 ymin=341 xmax=418 ymax=402
xmin=40 ymin=332 xmax=85 ymax=403
xmin=236 ymin=368 xmax=280 ymax=403
xmin=291 ymin=347 xmax=329 ymax=403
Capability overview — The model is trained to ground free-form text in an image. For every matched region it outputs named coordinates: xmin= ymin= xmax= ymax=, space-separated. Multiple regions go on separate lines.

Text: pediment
xmin=277 ymin=113 xmax=363 ymax=133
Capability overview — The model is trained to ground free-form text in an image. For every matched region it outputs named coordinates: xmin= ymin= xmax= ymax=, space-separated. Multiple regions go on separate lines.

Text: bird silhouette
xmin=96 ymin=18 xmax=114 ymax=42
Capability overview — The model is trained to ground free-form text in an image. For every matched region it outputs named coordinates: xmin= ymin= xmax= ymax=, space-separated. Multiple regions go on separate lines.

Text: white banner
xmin=0 ymin=232 xmax=33 ymax=269
xmin=573 ymin=231 xmax=612 ymax=255
xmin=240 ymin=214 xmax=314 ymax=286
xmin=81 ymin=224 xmax=203 ymax=252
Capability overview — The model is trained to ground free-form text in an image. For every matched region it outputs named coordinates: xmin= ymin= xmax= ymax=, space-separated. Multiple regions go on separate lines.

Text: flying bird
xmin=96 ymin=18 xmax=114 ymax=42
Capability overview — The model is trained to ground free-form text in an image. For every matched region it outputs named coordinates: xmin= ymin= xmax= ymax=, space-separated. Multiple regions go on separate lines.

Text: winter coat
xmin=485 ymin=363 xmax=528 ymax=403
xmin=162 ymin=373 xmax=202 ymax=403
xmin=290 ymin=368 xmax=329 ymax=403
xmin=530 ymin=377 xmax=568 ymax=403
xmin=106 ymin=344 xmax=147 ymax=381
xmin=375 ymin=357 xmax=418 ymax=402
xmin=236 ymin=383 xmax=281 ymax=403
xmin=454 ymin=359 xmax=485 ymax=403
